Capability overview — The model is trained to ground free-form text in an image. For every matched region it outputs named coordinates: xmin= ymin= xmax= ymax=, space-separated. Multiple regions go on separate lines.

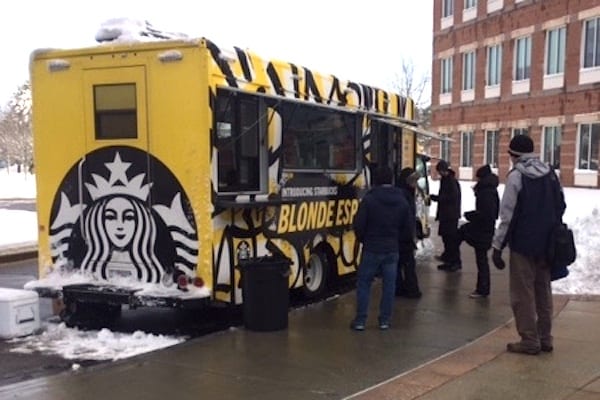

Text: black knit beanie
xmin=508 ymin=135 xmax=534 ymax=156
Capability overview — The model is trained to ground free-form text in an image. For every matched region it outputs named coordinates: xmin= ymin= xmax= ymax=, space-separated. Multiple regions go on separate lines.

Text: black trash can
xmin=241 ymin=256 xmax=291 ymax=331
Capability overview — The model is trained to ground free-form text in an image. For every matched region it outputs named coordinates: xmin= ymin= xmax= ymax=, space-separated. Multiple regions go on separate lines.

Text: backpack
xmin=545 ymin=171 xmax=576 ymax=281
xmin=547 ymin=222 xmax=576 ymax=281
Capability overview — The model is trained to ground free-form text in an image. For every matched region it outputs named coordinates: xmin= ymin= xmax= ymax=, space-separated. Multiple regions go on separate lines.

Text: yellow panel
xmin=31 ymin=53 xmax=87 ymax=274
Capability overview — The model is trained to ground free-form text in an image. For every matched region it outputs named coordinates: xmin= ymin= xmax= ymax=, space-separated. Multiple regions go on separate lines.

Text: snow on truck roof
xmin=95 ymin=18 xmax=190 ymax=43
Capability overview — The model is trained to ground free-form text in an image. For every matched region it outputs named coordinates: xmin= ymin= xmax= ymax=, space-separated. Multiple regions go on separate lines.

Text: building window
xmin=546 ymin=27 xmax=566 ymax=75
xmin=464 ymin=0 xmax=476 ymax=9
xmin=513 ymin=127 xmax=529 ymax=137
xmin=462 ymin=51 xmax=476 ymax=90
xmin=514 ymin=36 xmax=531 ymax=81
xmin=442 ymin=0 xmax=454 ymax=18
xmin=486 ymin=44 xmax=502 ymax=86
xmin=440 ymin=137 xmax=451 ymax=162
xmin=543 ymin=126 xmax=561 ymax=170
xmin=578 ymin=123 xmax=600 ymax=171
xmin=583 ymin=17 xmax=600 ymax=69
xmin=461 ymin=131 xmax=473 ymax=167
xmin=441 ymin=57 xmax=453 ymax=94
xmin=485 ymin=130 xmax=499 ymax=168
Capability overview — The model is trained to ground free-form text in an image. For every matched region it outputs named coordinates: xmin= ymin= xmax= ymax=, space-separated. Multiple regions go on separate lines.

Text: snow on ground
xmin=1 ymin=168 xmax=599 ymax=361
xmin=9 ymin=323 xmax=185 ymax=361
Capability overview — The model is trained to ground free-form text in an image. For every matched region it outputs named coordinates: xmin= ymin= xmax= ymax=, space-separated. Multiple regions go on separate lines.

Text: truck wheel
xmin=302 ymin=251 xmax=329 ymax=299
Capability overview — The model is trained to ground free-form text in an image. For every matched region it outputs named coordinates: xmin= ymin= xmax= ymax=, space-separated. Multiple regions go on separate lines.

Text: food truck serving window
xmin=94 ymin=84 xmax=138 ymax=139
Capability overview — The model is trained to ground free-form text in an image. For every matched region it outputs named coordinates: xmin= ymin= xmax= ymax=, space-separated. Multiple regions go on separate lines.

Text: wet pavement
xmin=1 ymin=236 xmax=599 ymax=399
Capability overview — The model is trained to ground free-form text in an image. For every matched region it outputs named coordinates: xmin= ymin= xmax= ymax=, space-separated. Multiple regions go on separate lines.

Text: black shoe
xmin=506 ymin=342 xmax=540 ymax=355
xmin=439 ymin=263 xmax=461 ymax=272
xmin=468 ymin=291 xmax=488 ymax=299
xmin=350 ymin=320 xmax=365 ymax=331
xmin=448 ymin=263 xmax=462 ymax=272
xmin=396 ymin=291 xmax=422 ymax=298
xmin=541 ymin=344 xmax=554 ymax=352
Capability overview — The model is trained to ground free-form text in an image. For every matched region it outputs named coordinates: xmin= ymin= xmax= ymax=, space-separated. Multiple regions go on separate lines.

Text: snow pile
xmin=552 ymin=207 xmax=600 ymax=295
xmin=95 ymin=18 xmax=189 ymax=43
xmin=9 ymin=322 xmax=184 ymax=361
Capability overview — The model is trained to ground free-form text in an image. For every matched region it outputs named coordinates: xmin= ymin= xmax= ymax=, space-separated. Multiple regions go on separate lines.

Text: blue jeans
xmin=354 ymin=251 xmax=399 ymax=325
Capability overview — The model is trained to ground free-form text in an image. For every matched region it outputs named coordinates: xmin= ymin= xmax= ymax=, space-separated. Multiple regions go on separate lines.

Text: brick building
xmin=431 ymin=0 xmax=600 ymax=187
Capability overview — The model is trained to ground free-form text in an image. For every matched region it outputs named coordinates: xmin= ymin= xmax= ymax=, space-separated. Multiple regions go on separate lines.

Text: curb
xmin=0 ymin=242 xmax=38 ymax=264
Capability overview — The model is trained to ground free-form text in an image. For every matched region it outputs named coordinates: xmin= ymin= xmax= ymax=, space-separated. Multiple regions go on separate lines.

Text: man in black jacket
xmin=351 ymin=166 xmax=412 ymax=331
xmin=459 ymin=164 xmax=499 ymax=298
xmin=430 ymin=160 xmax=462 ymax=271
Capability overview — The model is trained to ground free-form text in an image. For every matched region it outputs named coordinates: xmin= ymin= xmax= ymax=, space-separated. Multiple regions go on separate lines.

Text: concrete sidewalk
xmin=350 ymin=295 xmax=600 ymax=400
xmin=1 ymin=237 xmax=599 ymax=399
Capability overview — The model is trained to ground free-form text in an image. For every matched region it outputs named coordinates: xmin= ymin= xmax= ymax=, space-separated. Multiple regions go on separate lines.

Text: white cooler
xmin=0 ymin=288 xmax=40 ymax=339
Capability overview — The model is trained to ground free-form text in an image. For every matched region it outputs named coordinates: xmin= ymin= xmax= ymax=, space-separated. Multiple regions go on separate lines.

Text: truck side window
xmin=94 ymin=84 xmax=137 ymax=139
xmin=281 ymin=103 xmax=358 ymax=171
xmin=215 ymin=89 xmax=262 ymax=193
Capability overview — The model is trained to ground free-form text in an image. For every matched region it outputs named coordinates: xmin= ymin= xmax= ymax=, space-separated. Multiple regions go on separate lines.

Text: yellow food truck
xmin=28 ymin=24 xmax=437 ymax=325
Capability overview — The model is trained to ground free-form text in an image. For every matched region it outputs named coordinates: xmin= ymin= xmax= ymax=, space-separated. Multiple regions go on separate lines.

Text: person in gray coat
xmin=492 ymin=135 xmax=565 ymax=355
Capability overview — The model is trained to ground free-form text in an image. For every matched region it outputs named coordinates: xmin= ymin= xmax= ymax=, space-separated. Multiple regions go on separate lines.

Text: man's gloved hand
xmin=492 ymin=248 xmax=505 ymax=270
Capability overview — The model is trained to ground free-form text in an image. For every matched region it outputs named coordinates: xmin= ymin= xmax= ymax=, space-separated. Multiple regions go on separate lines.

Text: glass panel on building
xmin=514 ymin=36 xmax=531 ymax=81
xmin=485 ymin=130 xmax=499 ymax=168
xmin=441 ymin=57 xmax=453 ymax=94
xmin=486 ymin=44 xmax=502 ymax=86
xmin=583 ymin=17 xmax=600 ymax=69
xmin=578 ymin=123 xmax=600 ymax=170
xmin=462 ymin=51 xmax=476 ymax=90
xmin=546 ymin=26 xmax=566 ymax=75
xmin=461 ymin=131 xmax=473 ymax=167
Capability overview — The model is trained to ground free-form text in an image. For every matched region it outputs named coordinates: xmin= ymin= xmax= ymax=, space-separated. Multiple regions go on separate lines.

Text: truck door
xmin=79 ymin=67 xmax=151 ymax=280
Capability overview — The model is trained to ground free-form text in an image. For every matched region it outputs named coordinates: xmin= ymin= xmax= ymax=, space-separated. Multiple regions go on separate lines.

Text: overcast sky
xmin=0 ymin=0 xmax=433 ymax=107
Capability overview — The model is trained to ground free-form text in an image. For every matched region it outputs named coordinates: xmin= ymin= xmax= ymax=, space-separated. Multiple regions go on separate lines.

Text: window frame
xmin=484 ymin=130 xmax=499 ymax=168
xmin=214 ymin=89 xmax=267 ymax=194
xmin=464 ymin=0 xmax=477 ymax=9
xmin=542 ymin=126 xmax=562 ymax=170
xmin=440 ymin=136 xmax=451 ymax=162
xmin=93 ymin=83 xmax=138 ymax=140
xmin=441 ymin=57 xmax=453 ymax=94
xmin=514 ymin=36 xmax=532 ymax=81
xmin=462 ymin=51 xmax=476 ymax=91
xmin=486 ymin=44 xmax=502 ymax=86
xmin=577 ymin=122 xmax=600 ymax=171
xmin=512 ymin=127 xmax=529 ymax=137
xmin=460 ymin=131 xmax=474 ymax=168
xmin=583 ymin=17 xmax=600 ymax=69
xmin=545 ymin=26 xmax=566 ymax=75
xmin=279 ymin=101 xmax=360 ymax=173
xmin=442 ymin=0 xmax=454 ymax=18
